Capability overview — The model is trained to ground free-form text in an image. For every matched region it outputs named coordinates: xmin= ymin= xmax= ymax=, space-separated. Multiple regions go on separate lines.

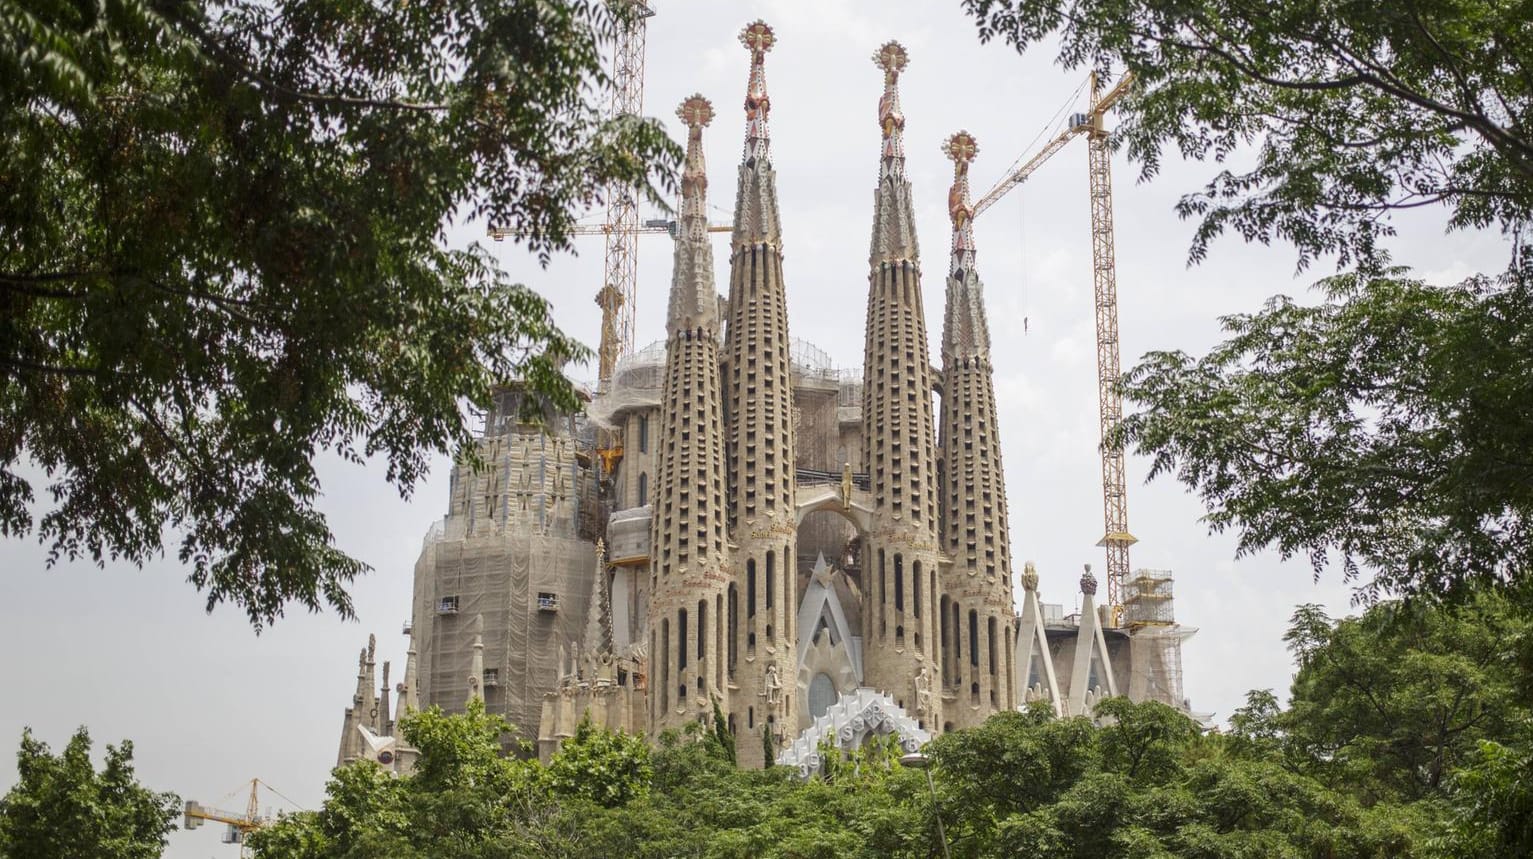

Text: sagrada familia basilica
xmin=335 ymin=21 xmax=1194 ymax=776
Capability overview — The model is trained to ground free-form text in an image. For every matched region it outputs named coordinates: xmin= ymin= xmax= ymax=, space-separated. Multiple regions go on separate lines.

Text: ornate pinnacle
xmin=1022 ymin=560 xmax=1040 ymax=592
xmin=873 ymin=40 xmax=909 ymax=78
xmin=873 ymin=41 xmax=909 ymax=180
xmin=944 ymin=131 xmax=979 ymax=263
xmin=740 ymin=21 xmax=774 ymax=159
xmin=740 ymin=19 xmax=776 ymax=56
xmin=677 ymin=93 xmax=715 ymax=130
xmin=1080 ymin=564 xmax=1098 ymax=597
xmin=675 ymin=95 xmax=711 ymax=241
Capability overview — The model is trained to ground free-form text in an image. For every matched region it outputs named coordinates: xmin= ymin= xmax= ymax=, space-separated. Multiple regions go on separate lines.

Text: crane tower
xmin=596 ymin=0 xmax=655 ymax=389
xmin=972 ymin=72 xmax=1136 ymax=615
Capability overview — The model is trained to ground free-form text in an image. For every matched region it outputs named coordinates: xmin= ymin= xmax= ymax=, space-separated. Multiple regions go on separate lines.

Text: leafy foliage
xmin=545 ymin=717 xmax=652 ymax=808
xmin=0 ymin=727 xmax=179 ymax=859
xmin=244 ymin=595 xmax=1533 ymax=857
xmin=1280 ymin=596 xmax=1530 ymax=801
xmin=963 ymin=0 xmax=1533 ymax=269
xmin=1120 ymin=263 xmax=1533 ymax=599
xmin=1 ymin=0 xmax=681 ymax=627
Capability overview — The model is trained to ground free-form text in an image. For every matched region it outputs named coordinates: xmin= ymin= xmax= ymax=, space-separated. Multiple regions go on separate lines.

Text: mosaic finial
xmin=873 ymin=40 xmax=909 ymax=78
xmin=677 ymin=93 xmax=715 ymax=129
xmin=740 ymin=20 xmax=776 ymax=56
xmin=943 ymin=130 xmax=979 ymax=168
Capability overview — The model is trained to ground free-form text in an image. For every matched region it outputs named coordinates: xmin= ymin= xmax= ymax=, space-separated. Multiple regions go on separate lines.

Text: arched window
xmin=637 ymin=472 xmax=648 ymax=507
xmin=808 ymin=673 xmax=837 ymax=719
xmin=637 ymin=414 xmax=649 ymax=453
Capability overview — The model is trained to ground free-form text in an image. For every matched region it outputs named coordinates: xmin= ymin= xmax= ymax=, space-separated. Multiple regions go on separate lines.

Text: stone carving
xmin=763 ymin=662 xmax=783 ymax=706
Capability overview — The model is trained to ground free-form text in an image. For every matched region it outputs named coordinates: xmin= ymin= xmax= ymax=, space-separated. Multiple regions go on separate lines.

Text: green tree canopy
xmin=1121 ymin=264 xmax=1532 ymax=598
xmin=963 ymin=0 xmax=1532 ymax=269
xmin=1 ymin=0 xmax=680 ymax=627
xmin=0 ymin=727 xmax=180 ymax=859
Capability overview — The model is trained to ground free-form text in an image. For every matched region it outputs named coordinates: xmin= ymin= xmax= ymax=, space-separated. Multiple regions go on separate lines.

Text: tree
xmin=0 ymin=727 xmax=180 ymax=859
xmin=545 ymin=717 xmax=652 ymax=808
xmin=962 ymin=0 xmax=1532 ymax=270
xmin=1121 ymin=264 xmax=1533 ymax=599
xmin=1279 ymin=595 xmax=1530 ymax=802
xmin=2 ymin=0 xmax=681 ymax=627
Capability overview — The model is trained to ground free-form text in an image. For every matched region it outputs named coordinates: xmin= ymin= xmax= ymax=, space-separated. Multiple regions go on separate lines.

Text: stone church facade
xmin=334 ymin=21 xmax=1193 ymax=776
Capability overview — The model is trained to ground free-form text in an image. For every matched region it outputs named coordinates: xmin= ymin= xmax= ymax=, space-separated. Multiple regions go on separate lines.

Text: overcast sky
xmin=1 ymin=2 xmax=1512 ymax=857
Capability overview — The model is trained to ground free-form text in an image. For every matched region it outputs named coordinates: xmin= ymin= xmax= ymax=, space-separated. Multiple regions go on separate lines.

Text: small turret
xmin=467 ymin=615 xmax=485 ymax=706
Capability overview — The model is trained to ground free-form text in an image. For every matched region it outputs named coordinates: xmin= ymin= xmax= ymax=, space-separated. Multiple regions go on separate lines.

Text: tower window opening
xmin=969 ymin=610 xmax=979 ymax=668
xmin=678 ymin=609 xmax=688 ymax=670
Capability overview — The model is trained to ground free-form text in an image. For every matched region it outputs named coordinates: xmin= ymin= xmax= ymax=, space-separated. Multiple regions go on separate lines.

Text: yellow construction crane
xmin=182 ymin=779 xmax=269 ymax=857
xmin=973 ymin=71 xmax=1137 ymax=620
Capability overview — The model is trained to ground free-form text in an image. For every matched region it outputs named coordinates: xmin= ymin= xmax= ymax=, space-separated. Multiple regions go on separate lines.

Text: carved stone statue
xmin=763 ymin=662 xmax=783 ymax=705
xmin=914 ymin=663 xmax=934 ymax=721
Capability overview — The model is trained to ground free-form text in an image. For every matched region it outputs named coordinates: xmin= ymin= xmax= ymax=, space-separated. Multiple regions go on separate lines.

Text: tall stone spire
xmin=650 ymin=94 xmax=732 ymax=738
xmin=937 ymin=131 xmax=1015 ymax=727
xmin=869 ymin=41 xmax=917 ymax=264
xmin=859 ymin=40 xmax=941 ymax=730
xmin=731 ymin=20 xmax=782 ymax=251
xmin=723 ymin=20 xmax=797 ymax=766
xmin=668 ymin=97 xmax=719 ymax=337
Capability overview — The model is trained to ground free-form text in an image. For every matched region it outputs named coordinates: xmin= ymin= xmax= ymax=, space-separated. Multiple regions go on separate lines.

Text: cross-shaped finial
xmin=677 ymin=94 xmax=714 ymax=129
xmin=740 ymin=20 xmax=775 ymax=56
xmin=873 ymin=41 xmax=909 ymax=77
xmin=942 ymin=131 xmax=979 ymax=166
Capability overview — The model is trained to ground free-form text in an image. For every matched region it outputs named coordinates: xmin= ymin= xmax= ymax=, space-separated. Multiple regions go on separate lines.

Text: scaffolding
xmin=1121 ymin=568 xmax=1190 ymax=709
xmin=1122 ymin=568 xmax=1175 ymax=628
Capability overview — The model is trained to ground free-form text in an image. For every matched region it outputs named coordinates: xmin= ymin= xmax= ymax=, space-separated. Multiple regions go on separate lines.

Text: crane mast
xmin=597 ymin=0 xmax=654 ymax=390
xmin=1085 ymin=73 xmax=1136 ymax=615
xmin=972 ymin=70 xmax=1136 ymax=619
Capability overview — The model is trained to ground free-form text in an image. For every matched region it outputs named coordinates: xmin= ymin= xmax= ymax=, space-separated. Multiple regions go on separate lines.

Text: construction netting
xmin=1127 ymin=624 xmax=1193 ymax=709
xmin=585 ymin=340 xmax=667 ymax=431
xmin=409 ymin=422 xmax=600 ymax=740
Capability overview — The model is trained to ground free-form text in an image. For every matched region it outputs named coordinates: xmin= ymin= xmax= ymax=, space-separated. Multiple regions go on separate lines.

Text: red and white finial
xmin=740 ymin=21 xmax=775 ymax=160
xmin=874 ymin=41 xmax=909 ymax=180
xmin=943 ymin=131 xmax=980 ymax=267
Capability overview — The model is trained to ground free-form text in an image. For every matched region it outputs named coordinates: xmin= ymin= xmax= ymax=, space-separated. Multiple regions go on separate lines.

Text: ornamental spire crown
xmin=943 ymin=131 xmax=979 ymax=274
xmin=740 ymin=21 xmax=775 ymax=161
xmin=668 ymin=94 xmax=720 ymax=335
xmin=874 ymin=41 xmax=909 ymax=181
